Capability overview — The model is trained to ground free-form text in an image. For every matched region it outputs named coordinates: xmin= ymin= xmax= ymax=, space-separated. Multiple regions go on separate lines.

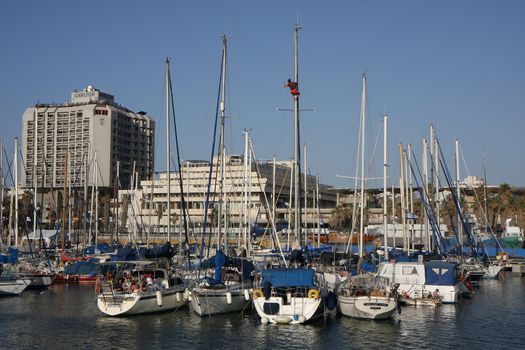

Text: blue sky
xmin=1 ymin=0 xmax=524 ymax=188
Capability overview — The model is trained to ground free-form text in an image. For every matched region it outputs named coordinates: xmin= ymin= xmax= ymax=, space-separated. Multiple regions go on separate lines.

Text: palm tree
xmin=120 ymin=197 xmax=129 ymax=233
xmin=330 ymin=205 xmax=353 ymax=231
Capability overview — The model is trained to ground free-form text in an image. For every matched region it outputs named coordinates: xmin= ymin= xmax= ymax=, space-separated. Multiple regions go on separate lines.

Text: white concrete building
xmin=21 ymin=86 xmax=155 ymax=191
xmin=119 ymin=155 xmax=336 ymax=237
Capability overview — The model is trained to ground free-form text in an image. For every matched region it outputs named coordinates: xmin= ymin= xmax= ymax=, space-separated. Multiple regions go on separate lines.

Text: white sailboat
xmin=252 ymin=23 xmax=328 ymax=325
xmin=189 ymin=35 xmax=253 ymax=317
xmin=252 ymin=268 xmax=326 ymax=324
xmin=96 ymin=261 xmax=187 ymax=316
xmin=189 ymin=251 xmax=254 ymax=316
xmin=335 ymin=75 xmax=398 ymax=320
xmin=337 ymin=274 xmax=399 ymax=319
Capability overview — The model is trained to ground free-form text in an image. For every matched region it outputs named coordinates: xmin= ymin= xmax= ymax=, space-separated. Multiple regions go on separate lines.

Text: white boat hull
xmin=394 ymin=283 xmax=461 ymax=303
xmin=27 ymin=274 xmax=55 ymax=289
xmin=98 ymin=288 xmax=187 ymax=316
xmin=338 ymin=295 xmax=397 ymax=319
xmin=0 ymin=277 xmax=32 ymax=296
xmin=377 ymin=262 xmax=463 ymax=304
xmin=253 ymin=296 xmax=324 ymax=324
xmin=485 ymin=265 xmax=503 ymax=279
xmin=190 ymin=288 xmax=249 ymax=316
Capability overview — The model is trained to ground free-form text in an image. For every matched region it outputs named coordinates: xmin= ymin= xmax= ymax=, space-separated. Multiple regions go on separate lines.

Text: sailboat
xmin=97 ymin=59 xmax=188 ymax=316
xmin=251 ymin=23 xmax=328 ymax=325
xmin=335 ymin=75 xmax=398 ymax=319
xmin=189 ymin=35 xmax=254 ymax=317
xmin=96 ymin=260 xmax=187 ymax=316
xmin=190 ymin=250 xmax=254 ymax=316
xmin=336 ymin=274 xmax=399 ymax=319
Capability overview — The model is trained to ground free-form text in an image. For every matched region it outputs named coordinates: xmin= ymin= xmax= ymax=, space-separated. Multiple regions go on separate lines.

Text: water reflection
xmin=1 ymin=273 xmax=525 ymax=349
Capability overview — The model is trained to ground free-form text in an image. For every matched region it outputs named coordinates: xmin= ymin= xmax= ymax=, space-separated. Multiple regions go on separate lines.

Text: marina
xmin=1 ymin=2 xmax=525 ymax=349
xmin=0 ymin=273 xmax=524 ymax=349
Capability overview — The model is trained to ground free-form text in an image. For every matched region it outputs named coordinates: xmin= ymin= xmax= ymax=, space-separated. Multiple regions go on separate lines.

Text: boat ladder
xmin=99 ymin=281 xmax=118 ymax=304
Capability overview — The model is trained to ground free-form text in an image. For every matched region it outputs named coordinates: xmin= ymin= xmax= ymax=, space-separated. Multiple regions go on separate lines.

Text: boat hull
xmin=0 ymin=277 xmax=32 ymax=296
xmin=98 ymin=289 xmax=187 ymax=316
xmin=54 ymin=274 xmax=97 ymax=284
xmin=484 ymin=265 xmax=503 ymax=279
xmin=190 ymin=289 xmax=249 ymax=316
xmin=253 ymin=296 xmax=324 ymax=324
xmin=26 ymin=274 xmax=56 ymax=289
xmin=401 ymin=296 xmax=440 ymax=306
xmin=338 ymin=295 xmax=397 ymax=319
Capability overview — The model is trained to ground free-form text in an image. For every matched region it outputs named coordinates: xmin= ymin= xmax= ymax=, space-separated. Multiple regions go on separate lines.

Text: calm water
xmin=1 ymin=273 xmax=525 ymax=349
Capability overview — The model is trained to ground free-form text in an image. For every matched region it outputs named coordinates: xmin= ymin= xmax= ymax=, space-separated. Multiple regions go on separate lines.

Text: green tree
xmin=330 ymin=205 xmax=353 ymax=231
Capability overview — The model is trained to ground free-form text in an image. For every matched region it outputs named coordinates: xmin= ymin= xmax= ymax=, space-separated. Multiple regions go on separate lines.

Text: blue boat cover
xmin=360 ymin=260 xmax=377 ymax=273
xmin=0 ymin=247 xmax=18 ymax=264
xmin=110 ymin=245 xmax=138 ymax=261
xmin=424 ymin=261 xmax=458 ymax=286
xmin=64 ymin=261 xmax=100 ymax=276
xmin=199 ymin=251 xmax=255 ymax=281
xmin=261 ymin=268 xmax=315 ymax=288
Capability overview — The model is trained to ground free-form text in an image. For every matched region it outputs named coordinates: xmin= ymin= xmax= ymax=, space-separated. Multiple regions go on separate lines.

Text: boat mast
xmin=243 ymin=130 xmax=249 ymax=252
xmin=68 ymin=150 xmax=73 ymax=246
xmin=218 ymin=34 xmax=227 ymax=249
xmin=33 ymin=107 xmax=38 ymax=238
xmin=14 ymin=137 xmax=19 ymax=248
xmin=89 ymin=153 xmax=95 ymax=245
xmin=293 ymin=23 xmax=302 ymax=245
xmin=115 ymin=160 xmax=120 ymax=243
xmin=94 ymin=152 xmax=99 ymax=247
xmin=358 ymin=74 xmax=367 ymax=257
xmin=0 ymin=139 xmax=3 ymax=244
xmin=422 ymin=138 xmax=430 ymax=250
xmin=316 ymin=175 xmax=321 ymax=248
xmin=383 ymin=113 xmax=388 ymax=260
xmin=433 ymin=131 xmax=440 ymax=246
xmin=399 ymin=144 xmax=406 ymax=253
xmin=408 ymin=144 xmax=415 ymax=253
xmin=83 ymin=146 xmax=89 ymax=250
xmin=455 ymin=139 xmax=462 ymax=246
xmin=429 ymin=125 xmax=434 ymax=251
xmin=482 ymin=150 xmax=489 ymax=231
xmin=272 ymin=156 xmax=276 ymax=242
xmin=165 ymin=58 xmax=171 ymax=243
xmin=392 ymin=183 xmax=397 ymax=250
xmin=61 ymin=148 xmax=68 ymax=255
xmin=304 ymin=143 xmax=307 ymax=245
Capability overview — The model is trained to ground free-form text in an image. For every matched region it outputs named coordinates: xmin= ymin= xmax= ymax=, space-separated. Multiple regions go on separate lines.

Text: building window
xmin=95 ymin=109 xmax=108 ymax=115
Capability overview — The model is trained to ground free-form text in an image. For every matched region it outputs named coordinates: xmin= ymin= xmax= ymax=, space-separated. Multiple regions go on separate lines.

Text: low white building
xmin=118 ymin=155 xmax=336 ymax=240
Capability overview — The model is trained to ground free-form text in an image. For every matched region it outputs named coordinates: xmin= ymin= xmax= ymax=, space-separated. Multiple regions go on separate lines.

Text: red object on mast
xmin=286 ymin=79 xmax=300 ymax=96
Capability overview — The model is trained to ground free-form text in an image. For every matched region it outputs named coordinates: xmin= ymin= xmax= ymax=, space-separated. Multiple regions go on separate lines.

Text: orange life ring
xmin=252 ymin=289 xmax=264 ymax=299
xmin=308 ymin=289 xmax=319 ymax=299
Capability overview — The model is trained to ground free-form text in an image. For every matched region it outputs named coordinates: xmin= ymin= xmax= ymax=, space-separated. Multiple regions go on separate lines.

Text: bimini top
xmin=261 ymin=268 xmax=315 ymax=288
xmin=424 ymin=261 xmax=458 ymax=286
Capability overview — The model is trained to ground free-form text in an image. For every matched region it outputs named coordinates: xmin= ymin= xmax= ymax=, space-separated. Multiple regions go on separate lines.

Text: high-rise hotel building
xmin=21 ymin=86 xmax=155 ymax=191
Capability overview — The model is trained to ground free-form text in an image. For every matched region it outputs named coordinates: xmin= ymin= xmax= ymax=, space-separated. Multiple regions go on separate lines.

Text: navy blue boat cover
xmin=424 ymin=261 xmax=458 ymax=286
xmin=64 ymin=261 xmax=100 ymax=276
xmin=199 ymin=250 xmax=255 ymax=281
xmin=261 ymin=268 xmax=315 ymax=288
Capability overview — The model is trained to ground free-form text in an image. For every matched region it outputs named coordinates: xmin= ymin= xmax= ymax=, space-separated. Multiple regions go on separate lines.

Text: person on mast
xmin=285 ymin=79 xmax=300 ymax=96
